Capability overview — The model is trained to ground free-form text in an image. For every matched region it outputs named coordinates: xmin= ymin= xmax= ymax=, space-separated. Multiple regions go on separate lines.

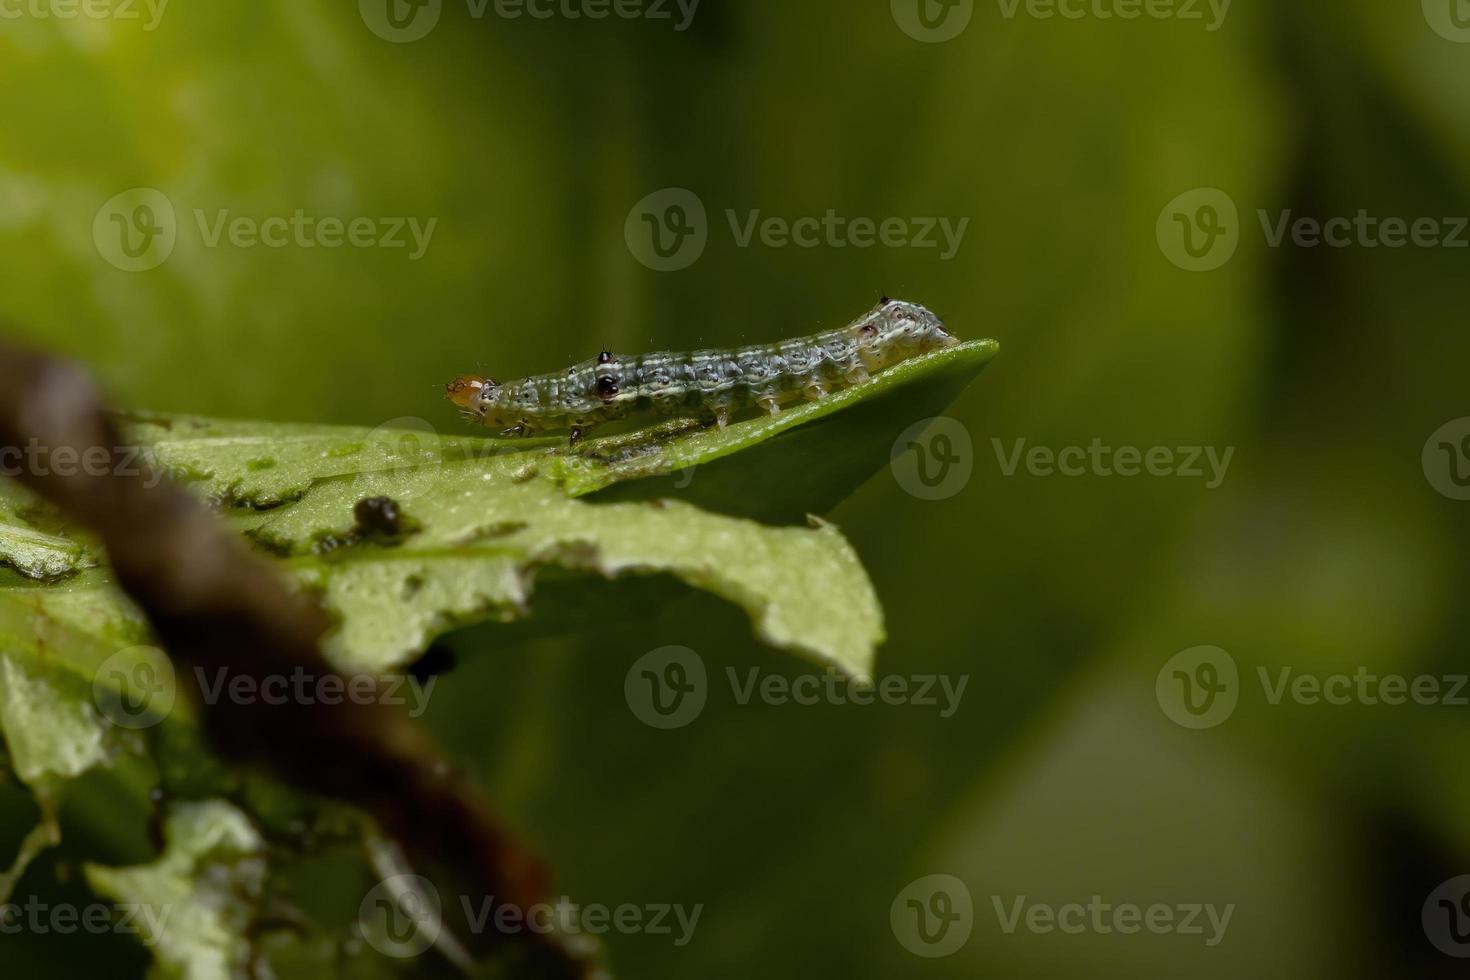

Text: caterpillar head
xmin=865 ymin=298 xmax=958 ymax=355
xmin=445 ymin=375 xmax=500 ymax=423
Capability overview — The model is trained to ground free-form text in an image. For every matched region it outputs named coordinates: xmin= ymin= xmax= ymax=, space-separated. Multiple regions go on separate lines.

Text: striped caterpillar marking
xmin=445 ymin=298 xmax=958 ymax=441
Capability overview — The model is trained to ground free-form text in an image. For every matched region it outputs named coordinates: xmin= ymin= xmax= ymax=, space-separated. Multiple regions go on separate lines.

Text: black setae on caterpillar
xmin=445 ymin=297 xmax=958 ymax=442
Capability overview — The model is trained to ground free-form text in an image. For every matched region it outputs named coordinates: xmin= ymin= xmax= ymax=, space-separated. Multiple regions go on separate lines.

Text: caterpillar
xmin=445 ymin=297 xmax=957 ymax=442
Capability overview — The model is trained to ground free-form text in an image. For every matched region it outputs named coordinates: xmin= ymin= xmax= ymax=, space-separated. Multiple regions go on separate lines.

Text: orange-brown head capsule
xmin=445 ymin=376 xmax=489 ymax=411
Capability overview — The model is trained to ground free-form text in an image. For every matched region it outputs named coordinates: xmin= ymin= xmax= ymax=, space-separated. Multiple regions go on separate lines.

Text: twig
xmin=0 ymin=340 xmax=594 ymax=978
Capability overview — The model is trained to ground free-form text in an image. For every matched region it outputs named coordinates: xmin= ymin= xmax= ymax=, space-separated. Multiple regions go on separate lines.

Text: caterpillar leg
xmin=845 ymin=365 xmax=872 ymax=386
xmin=803 ymin=382 xmax=828 ymax=402
xmin=500 ymin=423 xmax=540 ymax=438
xmin=756 ymin=394 xmax=782 ymax=417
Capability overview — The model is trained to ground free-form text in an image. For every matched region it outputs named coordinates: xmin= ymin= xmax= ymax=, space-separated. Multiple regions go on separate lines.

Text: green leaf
xmin=84 ymin=800 xmax=267 ymax=980
xmin=0 ymin=342 xmax=1004 ymax=683
xmin=263 ymin=461 xmax=885 ymax=676
xmin=0 ymin=614 xmax=125 ymax=903
xmin=115 ymin=413 xmax=498 ymax=509
xmin=0 ymin=481 xmax=94 ymax=581
xmin=0 ymin=655 xmax=110 ymax=788
xmin=0 ymin=342 xmax=1001 ymax=975
xmin=553 ymin=339 xmax=1000 ymax=522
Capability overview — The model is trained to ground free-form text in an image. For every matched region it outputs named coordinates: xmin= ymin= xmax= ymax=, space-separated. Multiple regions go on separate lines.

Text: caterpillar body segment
xmin=446 ymin=298 xmax=957 ymax=441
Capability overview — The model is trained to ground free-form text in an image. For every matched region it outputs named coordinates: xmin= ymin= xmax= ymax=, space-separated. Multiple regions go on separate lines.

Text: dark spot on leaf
xmin=354 ymin=496 xmax=402 ymax=536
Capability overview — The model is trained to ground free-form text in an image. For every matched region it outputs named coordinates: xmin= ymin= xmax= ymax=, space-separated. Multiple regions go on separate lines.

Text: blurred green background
xmin=3 ymin=0 xmax=1470 ymax=976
